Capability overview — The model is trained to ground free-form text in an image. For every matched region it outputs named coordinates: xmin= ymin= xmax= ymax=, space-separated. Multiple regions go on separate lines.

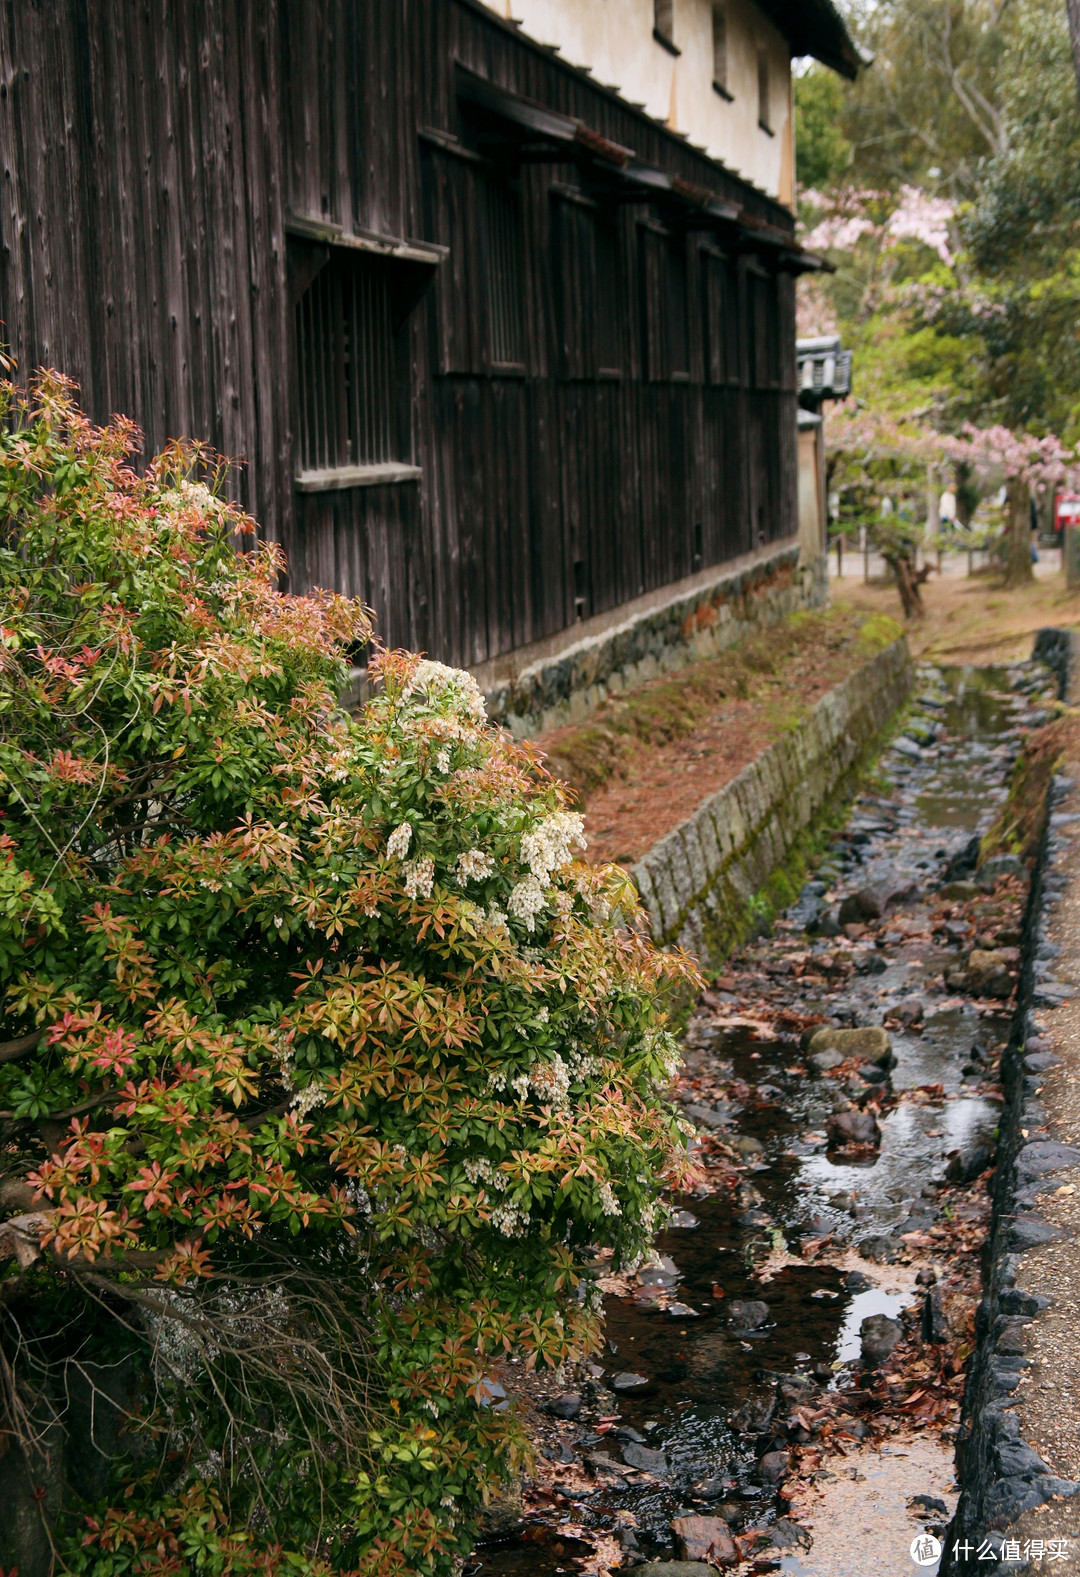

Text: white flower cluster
xmin=463 ymin=1155 xmax=508 ymax=1192
xmin=510 ymin=1071 xmax=530 ymax=1102
xmin=403 ymin=856 xmax=435 ymax=901
xmin=403 ymin=659 xmax=487 ymax=722
xmin=565 ymin=1044 xmax=602 ymax=1082
xmin=598 ymin=1180 xmax=622 ymax=1218
xmin=520 ymin=811 xmax=586 ymax=882
xmin=485 ymin=903 xmax=509 ymax=935
xmin=650 ymin=1031 xmax=682 ymax=1083
xmin=435 ymin=747 xmax=452 ymax=775
xmin=456 ymin=848 xmax=495 ymax=883
xmin=528 ymin=1054 xmax=571 ymax=1108
xmin=160 ymin=478 xmax=227 ymax=518
xmin=491 ymin=1198 xmax=530 ymax=1237
xmin=387 ymin=822 xmax=412 ymax=861
xmin=291 ymin=1082 xmax=327 ymax=1117
xmin=507 ymin=874 xmax=546 ymax=932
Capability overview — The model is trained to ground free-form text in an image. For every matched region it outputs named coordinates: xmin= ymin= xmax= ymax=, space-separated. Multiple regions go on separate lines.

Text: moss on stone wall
xmin=631 ymin=635 xmax=914 ymax=971
xmin=542 ymin=607 xmax=887 ymax=806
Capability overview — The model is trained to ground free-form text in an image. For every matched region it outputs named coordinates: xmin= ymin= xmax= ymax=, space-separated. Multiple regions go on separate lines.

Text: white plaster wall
xmin=480 ymin=0 xmax=794 ymax=204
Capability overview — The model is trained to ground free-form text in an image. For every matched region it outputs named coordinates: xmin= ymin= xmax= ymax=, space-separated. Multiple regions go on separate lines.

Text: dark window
xmin=595 ymin=218 xmax=622 ymax=375
xmin=757 ymin=49 xmax=772 ymax=133
xmin=553 ymin=190 xmax=622 ymax=379
xmin=712 ymin=6 xmax=731 ymax=97
xmin=484 ymin=177 xmax=525 ymax=367
xmin=654 ymin=0 xmax=679 ymax=52
xmin=701 ymin=248 xmax=732 ymax=385
xmin=639 ymin=224 xmax=689 ymax=382
xmin=747 ymin=266 xmax=780 ymax=388
xmin=293 ymin=249 xmax=399 ymax=475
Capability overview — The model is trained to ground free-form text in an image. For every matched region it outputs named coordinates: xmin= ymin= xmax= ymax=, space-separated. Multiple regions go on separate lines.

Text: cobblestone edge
xmin=943 ymin=628 xmax=1080 ymax=1575
xmin=628 ymin=633 xmax=914 ymax=967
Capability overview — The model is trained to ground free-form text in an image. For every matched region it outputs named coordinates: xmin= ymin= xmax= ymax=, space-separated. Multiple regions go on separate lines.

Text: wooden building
xmin=0 ymin=0 xmax=846 ymax=680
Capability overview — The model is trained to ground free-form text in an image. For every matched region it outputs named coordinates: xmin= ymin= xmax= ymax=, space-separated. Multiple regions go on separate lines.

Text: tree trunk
xmin=1068 ymin=0 xmax=1080 ymax=102
xmin=885 ymin=551 xmax=925 ymax=619
xmin=1003 ymin=476 xmax=1034 ymax=587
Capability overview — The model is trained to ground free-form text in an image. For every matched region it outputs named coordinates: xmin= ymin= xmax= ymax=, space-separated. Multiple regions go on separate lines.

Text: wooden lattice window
xmin=640 ymin=223 xmax=689 ymax=383
xmin=553 ymin=189 xmax=622 ymax=380
xmin=485 ymin=178 xmax=525 ymax=368
xmin=293 ymin=250 xmax=399 ymax=476
xmin=701 ymin=247 xmax=733 ymax=385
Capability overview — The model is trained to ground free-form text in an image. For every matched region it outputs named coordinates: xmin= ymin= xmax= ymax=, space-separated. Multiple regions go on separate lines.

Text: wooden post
xmin=836 ymin=535 xmax=843 ymax=577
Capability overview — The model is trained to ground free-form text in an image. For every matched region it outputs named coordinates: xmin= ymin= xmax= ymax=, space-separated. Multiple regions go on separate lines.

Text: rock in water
xmin=725 ymin=1299 xmax=771 ymax=1331
xmin=612 ymin=1370 xmax=650 ymax=1392
xmin=545 ymin=1392 xmax=581 ymax=1419
xmin=860 ymin=1313 xmax=902 ymax=1366
xmin=858 ymin=1235 xmax=900 ymax=1264
xmin=753 ymin=1449 xmax=791 ymax=1484
xmin=622 ymin=1442 xmax=669 ymax=1475
xmin=895 ymin=996 xmax=924 ymax=1026
xmin=966 ymin=949 xmax=1014 ymax=998
xmin=946 ymin=1142 xmax=995 ymax=1183
xmin=807 ymin=1026 xmax=894 ymax=1068
xmin=944 ymin=835 xmax=981 ymax=883
xmin=826 ymin=1109 xmax=881 ymax=1147
xmin=670 ymin=1516 xmax=737 ymax=1567
xmin=808 ymin=1048 xmax=845 ymax=1075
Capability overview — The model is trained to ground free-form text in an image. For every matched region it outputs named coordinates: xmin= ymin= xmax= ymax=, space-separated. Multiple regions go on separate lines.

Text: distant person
xmin=880 ymin=494 xmax=893 ymax=517
xmin=939 ymin=489 xmax=956 ymax=526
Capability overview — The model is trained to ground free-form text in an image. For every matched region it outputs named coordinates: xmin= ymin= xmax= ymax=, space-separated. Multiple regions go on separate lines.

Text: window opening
xmin=485 ymin=177 xmax=525 ymax=367
xmin=757 ymin=49 xmax=773 ymax=134
xmin=712 ymin=6 xmax=731 ymax=98
xmin=654 ymin=0 xmax=679 ymax=53
xmin=294 ymin=251 xmax=398 ymax=474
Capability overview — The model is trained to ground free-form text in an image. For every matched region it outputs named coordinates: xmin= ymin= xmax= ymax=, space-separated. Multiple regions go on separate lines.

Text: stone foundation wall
xmin=630 ymin=633 xmax=913 ymax=967
xmin=482 ymin=544 xmax=829 ymax=738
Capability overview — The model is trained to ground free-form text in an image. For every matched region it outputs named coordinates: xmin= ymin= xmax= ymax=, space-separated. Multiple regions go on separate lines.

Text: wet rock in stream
xmin=860 ymin=1313 xmax=903 ymax=1366
xmin=670 ymin=1514 xmax=737 ymax=1566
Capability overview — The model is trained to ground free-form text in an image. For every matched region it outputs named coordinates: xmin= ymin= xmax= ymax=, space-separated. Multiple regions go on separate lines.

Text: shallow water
xmin=469 ymin=661 xmax=1056 ymax=1575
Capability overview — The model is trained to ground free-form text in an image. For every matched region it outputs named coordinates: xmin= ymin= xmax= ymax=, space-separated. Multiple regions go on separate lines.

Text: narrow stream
xmin=470 ymin=659 xmax=1059 ymax=1577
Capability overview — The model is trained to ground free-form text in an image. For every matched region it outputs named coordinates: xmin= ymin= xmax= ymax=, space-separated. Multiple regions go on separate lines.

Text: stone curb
xmin=942 ymin=631 xmax=1080 ymax=1575
xmin=627 ymin=634 xmax=914 ymax=966
xmin=483 ymin=545 xmax=828 ymax=737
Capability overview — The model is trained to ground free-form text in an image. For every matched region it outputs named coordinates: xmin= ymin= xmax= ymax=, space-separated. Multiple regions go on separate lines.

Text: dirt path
xmin=832 ymin=565 xmax=1080 ymax=667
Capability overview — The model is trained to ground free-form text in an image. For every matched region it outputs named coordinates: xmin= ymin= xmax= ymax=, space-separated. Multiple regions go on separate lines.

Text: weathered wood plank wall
xmin=0 ymin=0 xmax=799 ymax=672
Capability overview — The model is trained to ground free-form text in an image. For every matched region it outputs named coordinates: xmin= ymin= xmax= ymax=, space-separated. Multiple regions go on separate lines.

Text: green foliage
xmin=806 ymin=0 xmax=1080 ymax=442
xmin=833 ymin=0 xmax=1014 ymax=195
xmin=0 ymin=376 xmax=695 ymax=1574
xmin=795 ymin=66 xmax=852 ymax=189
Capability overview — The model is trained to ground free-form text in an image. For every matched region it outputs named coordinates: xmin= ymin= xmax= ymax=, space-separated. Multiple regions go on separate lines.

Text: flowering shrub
xmin=0 ymin=376 xmax=695 ymax=1574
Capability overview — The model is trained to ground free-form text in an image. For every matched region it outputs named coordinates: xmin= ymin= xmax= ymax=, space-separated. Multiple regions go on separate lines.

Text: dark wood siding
xmin=0 ymin=0 xmax=800 ymax=670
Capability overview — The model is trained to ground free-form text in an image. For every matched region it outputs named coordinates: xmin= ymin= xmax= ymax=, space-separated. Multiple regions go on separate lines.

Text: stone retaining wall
xmin=629 ymin=633 xmax=913 ymax=967
xmin=943 ymin=632 xmax=1080 ymax=1575
xmin=481 ymin=545 xmax=828 ymax=738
